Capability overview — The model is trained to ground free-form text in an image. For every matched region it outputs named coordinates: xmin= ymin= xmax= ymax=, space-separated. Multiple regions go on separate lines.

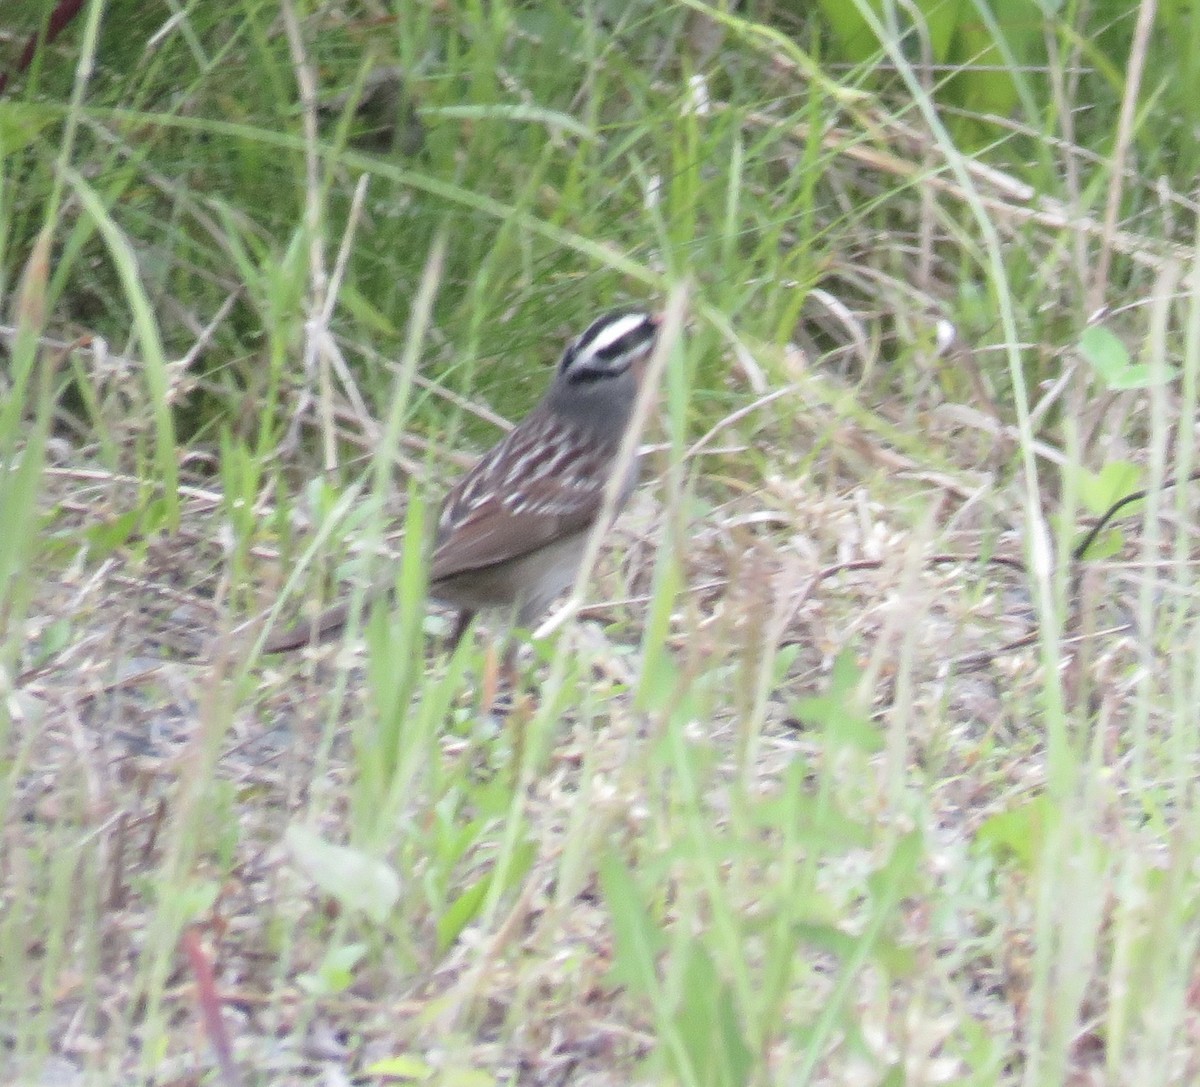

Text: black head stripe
xmin=595 ymin=322 xmax=656 ymax=362
xmin=562 ymin=310 xmax=657 ymax=379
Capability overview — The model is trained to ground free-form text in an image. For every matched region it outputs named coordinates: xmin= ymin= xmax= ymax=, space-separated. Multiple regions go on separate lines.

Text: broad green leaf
xmin=1076 ymin=460 xmax=1141 ymax=516
xmin=976 ymin=796 xmax=1057 ymax=871
xmin=0 ymin=102 xmax=56 ymax=152
xmin=1079 ymin=325 xmax=1176 ymax=389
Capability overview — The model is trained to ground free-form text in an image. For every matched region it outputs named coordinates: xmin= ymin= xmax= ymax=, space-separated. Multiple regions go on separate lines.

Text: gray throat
xmin=546 ymin=369 xmax=638 ymax=443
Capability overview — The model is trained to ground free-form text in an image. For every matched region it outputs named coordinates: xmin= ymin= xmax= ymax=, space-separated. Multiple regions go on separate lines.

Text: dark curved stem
xmin=0 ymin=0 xmax=88 ymax=96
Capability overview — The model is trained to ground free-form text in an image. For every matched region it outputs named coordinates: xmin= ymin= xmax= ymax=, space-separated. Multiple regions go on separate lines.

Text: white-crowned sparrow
xmin=264 ymin=308 xmax=662 ymax=655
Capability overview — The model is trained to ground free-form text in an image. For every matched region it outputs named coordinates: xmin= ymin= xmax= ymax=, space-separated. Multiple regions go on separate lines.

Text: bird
xmin=263 ymin=308 xmax=663 ymax=670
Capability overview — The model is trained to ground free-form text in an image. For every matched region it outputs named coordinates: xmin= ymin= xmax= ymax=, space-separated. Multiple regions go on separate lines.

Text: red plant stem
xmin=0 ymin=0 xmax=88 ymax=95
xmin=182 ymin=926 xmax=245 ymax=1087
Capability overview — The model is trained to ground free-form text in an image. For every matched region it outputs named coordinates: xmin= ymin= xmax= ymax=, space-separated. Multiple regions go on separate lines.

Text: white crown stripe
xmin=576 ymin=312 xmax=651 ymax=357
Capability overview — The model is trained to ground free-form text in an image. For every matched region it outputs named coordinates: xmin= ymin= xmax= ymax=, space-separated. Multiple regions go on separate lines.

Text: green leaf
xmin=1075 ymin=460 xmax=1142 ymax=516
xmin=66 ymin=170 xmax=180 ymax=528
xmin=790 ymin=650 xmax=881 ymax=752
xmin=1074 ymin=527 xmax=1124 ymax=561
xmin=437 ymin=874 xmax=489 ymax=953
xmin=84 ymin=509 xmax=140 ymax=557
xmin=975 ymin=796 xmax=1057 ymax=871
xmin=285 ymin=825 xmax=401 ymax=924
xmin=1078 ymin=325 xmax=1176 ymax=389
xmin=0 ymin=102 xmax=57 ymax=152
xmin=867 ymin=830 xmax=923 ymax=905
xmin=600 ymin=852 xmax=665 ymax=995
xmin=673 ymin=945 xmax=754 ymax=1087
xmin=814 ymin=0 xmax=879 ymax=63
xmin=437 ymin=840 xmax=535 ymax=951
xmin=297 ymin=942 xmax=368 ymax=995
xmin=363 ymin=1054 xmax=434 ymax=1080
xmin=362 ymin=1055 xmax=495 ymax=1085
xmin=751 ymin=765 xmax=871 ymax=852
xmin=1078 ymin=325 xmax=1130 ymax=383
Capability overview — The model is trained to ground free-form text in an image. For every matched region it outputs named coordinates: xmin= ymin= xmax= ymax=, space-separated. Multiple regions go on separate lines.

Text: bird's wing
xmin=430 ymin=411 xmax=617 ymax=581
